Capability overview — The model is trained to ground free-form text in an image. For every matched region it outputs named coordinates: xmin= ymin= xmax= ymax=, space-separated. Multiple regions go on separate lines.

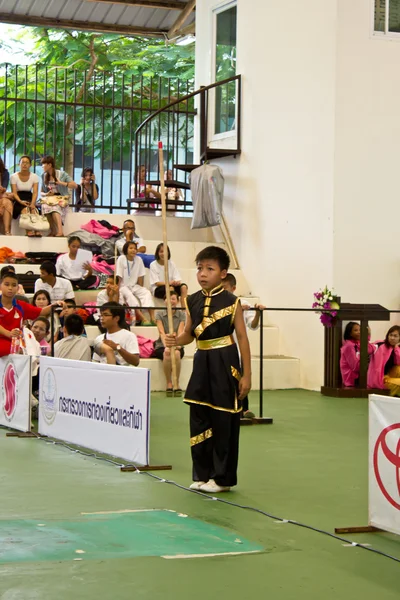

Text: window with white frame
xmin=374 ymin=0 xmax=400 ymax=35
xmin=214 ymin=2 xmax=237 ymax=135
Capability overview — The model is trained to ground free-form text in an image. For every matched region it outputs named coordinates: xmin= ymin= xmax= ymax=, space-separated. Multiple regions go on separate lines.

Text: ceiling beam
xmin=167 ymin=0 xmax=196 ymax=39
xmin=0 ymin=13 xmax=167 ymax=37
xmin=85 ymin=0 xmax=186 ymax=9
xmin=169 ymin=21 xmax=195 ymax=40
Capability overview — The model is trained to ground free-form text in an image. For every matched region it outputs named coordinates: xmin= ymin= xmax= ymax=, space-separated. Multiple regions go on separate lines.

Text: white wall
xmin=334 ymin=0 xmax=400 ymax=340
xmin=196 ymin=0 xmax=338 ymax=388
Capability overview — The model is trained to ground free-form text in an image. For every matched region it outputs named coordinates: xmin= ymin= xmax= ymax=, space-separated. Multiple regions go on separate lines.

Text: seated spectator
xmin=35 ymin=261 xmax=75 ymax=302
xmin=54 ymin=314 xmax=92 ymax=361
xmin=165 ymin=169 xmax=184 ymax=202
xmin=56 ymin=236 xmax=97 ymax=290
xmin=340 ymin=322 xmax=376 ymax=388
xmin=116 ymin=219 xmax=146 ymax=254
xmin=40 ymin=155 xmax=78 ymax=237
xmin=116 ymin=241 xmax=155 ymax=324
xmin=153 ymin=291 xmax=185 ymax=396
xmin=93 ymin=302 xmax=140 ymax=366
xmin=31 ymin=289 xmax=61 ymax=343
xmin=131 ymin=164 xmax=161 ymax=209
xmin=150 ymin=243 xmax=188 ymax=305
xmin=368 ymin=326 xmax=400 ymax=395
xmin=31 ymin=317 xmax=51 ymax=355
xmin=97 ymin=275 xmax=141 ymax=325
xmin=0 ymin=266 xmax=25 ymax=296
xmin=10 ymin=155 xmax=41 ymax=238
xmin=59 ymin=299 xmax=87 ymax=338
xmin=0 ymin=157 xmax=14 ymax=236
xmin=75 ymin=167 xmax=98 ymax=213
xmin=223 ymin=273 xmax=265 ymax=330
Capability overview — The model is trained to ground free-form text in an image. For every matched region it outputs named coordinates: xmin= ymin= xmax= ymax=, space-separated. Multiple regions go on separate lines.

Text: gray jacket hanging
xmin=190 ymin=164 xmax=224 ymax=229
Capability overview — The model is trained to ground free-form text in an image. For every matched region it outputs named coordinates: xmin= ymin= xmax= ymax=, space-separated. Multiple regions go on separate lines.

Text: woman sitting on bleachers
xmin=31 ymin=290 xmax=61 ymax=343
xmin=0 ymin=157 xmax=13 ymax=236
xmin=56 ymin=236 xmax=97 ymax=290
xmin=40 ymin=155 xmax=78 ymax=237
xmin=149 ymin=243 xmax=188 ymax=305
xmin=10 ymin=155 xmax=40 ymax=237
xmin=75 ymin=167 xmax=98 ymax=213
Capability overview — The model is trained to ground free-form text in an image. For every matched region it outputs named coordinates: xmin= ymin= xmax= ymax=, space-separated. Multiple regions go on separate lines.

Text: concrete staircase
xmin=1 ymin=212 xmax=300 ymax=391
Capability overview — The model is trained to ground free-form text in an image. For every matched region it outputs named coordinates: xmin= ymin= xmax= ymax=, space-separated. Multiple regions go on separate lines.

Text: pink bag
xmin=137 ymin=335 xmax=155 ymax=358
xmin=81 ymin=219 xmax=119 ymax=239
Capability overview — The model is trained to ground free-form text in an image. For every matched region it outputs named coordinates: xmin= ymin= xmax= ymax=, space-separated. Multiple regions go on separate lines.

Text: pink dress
xmin=368 ymin=343 xmax=400 ymax=389
xmin=340 ymin=339 xmax=377 ymax=387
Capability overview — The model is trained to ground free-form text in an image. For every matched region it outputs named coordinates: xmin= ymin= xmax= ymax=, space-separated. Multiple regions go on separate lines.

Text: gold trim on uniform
xmin=231 ymin=366 xmax=241 ymax=381
xmin=201 ymin=284 xmax=224 ymax=298
xmin=190 ymin=428 xmax=213 ymax=446
xmin=197 ymin=335 xmax=235 ymax=350
xmin=195 ymin=304 xmax=236 ymax=337
xmin=203 ymin=296 xmax=212 ymax=317
xmin=184 ymin=397 xmax=243 ymax=414
xmin=231 ymin=297 xmax=239 ymax=325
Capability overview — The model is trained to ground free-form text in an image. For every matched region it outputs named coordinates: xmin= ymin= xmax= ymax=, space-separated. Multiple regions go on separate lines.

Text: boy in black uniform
xmin=165 ymin=246 xmax=251 ymax=493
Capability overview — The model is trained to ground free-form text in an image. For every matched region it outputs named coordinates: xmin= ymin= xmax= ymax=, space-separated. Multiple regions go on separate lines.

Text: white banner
xmin=369 ymin=394 xmax=400 ymax=535
xmin=38 ymin=357 xmax=150 ymax=465
xmin=0 ymin=355 xmax=31 ymax=432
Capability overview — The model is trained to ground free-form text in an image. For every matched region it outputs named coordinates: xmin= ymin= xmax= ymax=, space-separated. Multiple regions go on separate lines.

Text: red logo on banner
xmin=373 ymin=423 xmax=400 ymax=511
xmin=2 ymin=362 xmax=17 ymax=421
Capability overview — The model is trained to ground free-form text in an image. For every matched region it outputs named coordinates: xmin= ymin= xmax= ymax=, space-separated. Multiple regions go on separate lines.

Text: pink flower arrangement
xmin=313 ymin=286 xmax=340 ymax=327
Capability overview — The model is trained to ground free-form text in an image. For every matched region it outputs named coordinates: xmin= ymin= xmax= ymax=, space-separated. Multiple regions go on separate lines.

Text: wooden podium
xmin=321 ymin=303 xmax=390 ymax=398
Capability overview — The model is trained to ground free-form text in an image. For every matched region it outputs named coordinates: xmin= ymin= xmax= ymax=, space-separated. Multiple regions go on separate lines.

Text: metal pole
xmin=259 ymin=308 xmax=263 ymax=418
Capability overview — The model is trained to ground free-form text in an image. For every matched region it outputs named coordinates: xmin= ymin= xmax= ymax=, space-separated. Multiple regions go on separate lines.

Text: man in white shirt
xmin=93 ymin=302 xmax=140 ymax=366
xmin=35 ymin=261 xmax=75 ymax=302
xmin=115 ymin=219 xmax=146 ymax=254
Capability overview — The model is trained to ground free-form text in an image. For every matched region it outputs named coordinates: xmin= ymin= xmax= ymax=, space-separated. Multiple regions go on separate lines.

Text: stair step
xmin=201 ymin=148 xmax=241 ymax=160
xmin=174 ymin=164 xmax=201 ymax=173
xmin=146 ymin=179 xmax=190 ymax=190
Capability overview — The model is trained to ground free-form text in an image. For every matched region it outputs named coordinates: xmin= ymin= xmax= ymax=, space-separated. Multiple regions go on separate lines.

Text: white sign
xmin=0 ymin=355 xmax=31 ymax=432
xmin=38 ymin=357 xmax=150 ymax=465
xmin=369 ymin=394 xmax=400 ymax=536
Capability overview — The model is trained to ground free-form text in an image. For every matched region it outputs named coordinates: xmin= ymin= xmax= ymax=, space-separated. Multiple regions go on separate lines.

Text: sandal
xmin=173 ymin=388 xmax=182 ymax=397
xmin=34 ymin=232 xmax=42 ymax=237
xmin=27 ymin=231 xmax=35 ymax=237
xmin=166 ymin=388 xmax=174 ymax=397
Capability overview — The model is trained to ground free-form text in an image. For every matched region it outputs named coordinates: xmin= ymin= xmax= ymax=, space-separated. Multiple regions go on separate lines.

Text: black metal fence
xmin=0 ymin=64 xmax=195 ymax=213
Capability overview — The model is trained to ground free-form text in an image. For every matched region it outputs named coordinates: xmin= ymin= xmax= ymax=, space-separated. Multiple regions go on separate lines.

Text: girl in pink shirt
xmin=368 ymin=326 xmax=400 ymax=394
xmin=340 ymin=322 xmax=376 ymax=387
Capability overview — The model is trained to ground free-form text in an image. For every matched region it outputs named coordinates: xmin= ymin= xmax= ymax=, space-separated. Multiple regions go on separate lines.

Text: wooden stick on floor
xmin=158 ymin=142 xmax=178 ymax=391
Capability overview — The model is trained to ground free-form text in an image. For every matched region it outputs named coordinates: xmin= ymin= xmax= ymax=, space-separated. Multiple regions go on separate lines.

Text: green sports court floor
xmin=1 ymin=390 xmax=400 ymax=599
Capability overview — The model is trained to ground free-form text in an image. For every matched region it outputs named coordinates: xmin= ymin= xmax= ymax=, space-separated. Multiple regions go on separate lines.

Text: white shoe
xmin=199 ymin=479 xmax=231 ymax=493
xmin=189 ymin=481 xmax=206 ymax=490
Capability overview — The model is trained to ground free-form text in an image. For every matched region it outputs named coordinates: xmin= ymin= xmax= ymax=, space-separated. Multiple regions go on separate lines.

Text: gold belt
xmin=196 ymin=335 xmax=234 ymax=350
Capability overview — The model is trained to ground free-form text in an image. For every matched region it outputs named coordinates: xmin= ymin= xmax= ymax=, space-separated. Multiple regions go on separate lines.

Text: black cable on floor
xmin=3 ymin=426 xmax=400 ymax=565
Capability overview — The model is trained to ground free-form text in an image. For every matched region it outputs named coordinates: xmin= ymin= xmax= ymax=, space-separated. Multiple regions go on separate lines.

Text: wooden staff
xmin=114 ymin=242 xmax=118 ymax=284
xmin=158 ymin=142 xmax=178 ymax=391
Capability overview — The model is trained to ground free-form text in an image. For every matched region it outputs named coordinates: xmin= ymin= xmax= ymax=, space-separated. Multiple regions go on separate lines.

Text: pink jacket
xmin=81 ymin=220 xmax=119 ymax=239
xmin=367 ymin=343 xmax=400 ymax=389
xmin=340 ymin=340 xmax=376 ymax=387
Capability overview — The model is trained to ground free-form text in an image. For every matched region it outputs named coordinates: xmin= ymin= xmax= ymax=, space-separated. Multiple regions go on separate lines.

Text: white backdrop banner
xmin=38 ymin=357 xmax=150 ymax=465
xmin=369 ymin=394 xmax=400 ymax=535
xmin=0 ymin=355 xmax=31 ymax=432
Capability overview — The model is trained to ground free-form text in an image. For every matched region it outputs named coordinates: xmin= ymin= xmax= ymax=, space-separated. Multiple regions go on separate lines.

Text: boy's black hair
xmin=40 ymin=261 xmax=56 ymax=276
xmin=195 ymin=246 xmax=230 ymax=271
xmin=223 ymin=273 xmax=237 ymax=287
xmin=155 ymin=242 xmax=171 ymax=261
xmin=65 ymin=298 xmax=77 ymax=307
xmin=122 ymin=240 xmax=137 ymax=256
xmin=106 ymin=275 xmax=121 ymax=285
xmin=64 ymin=314 xmax=85 ymax=336
xmin=100 ymin=302 xmax=129 ymax=330
xmin=163 ymin=290 xmax=179 ymax=301
xmin=0 ymin=266 xmax=16 ymax=278
xmin=1 ymin=271 xmax=18 ymax=282
xmin=385 ymin=325 xmax=400 ymax=346
xmin=33 ymin=316 xmax=50 ymax=333
xmin=343 ymin=321 xmax=359 ymax=341
xmin=68 ymin=236 xmax=81 ymax=246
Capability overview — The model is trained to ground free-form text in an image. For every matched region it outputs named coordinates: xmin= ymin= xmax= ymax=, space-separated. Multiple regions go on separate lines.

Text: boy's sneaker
xmin=243 ymin=410 xmax=255 ymax=419
xmin=189 ymin=481 xmax=206 ymax=490
xmin=199 ymin=479 xmax=230 ymax=493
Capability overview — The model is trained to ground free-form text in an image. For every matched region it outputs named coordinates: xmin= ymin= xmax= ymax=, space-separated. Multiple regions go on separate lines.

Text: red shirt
xmin=0 ymin=299 xmax=42 ymax=340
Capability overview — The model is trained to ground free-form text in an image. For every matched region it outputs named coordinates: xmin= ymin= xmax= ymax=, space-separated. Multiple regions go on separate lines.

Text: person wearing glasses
xmin=92 ymin=302 xmax=140 ymax=366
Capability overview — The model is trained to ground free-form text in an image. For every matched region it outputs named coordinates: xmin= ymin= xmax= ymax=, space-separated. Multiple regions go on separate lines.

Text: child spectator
xmin=149 ymin=243 xmax=188 ymax=305
xmin=368 ymin=325 xmax=400 ymax=395
xmin=32 ymin=289 xmax=61 ymax=343
xmin=31 ymin=317 xmax=51 ymax=355
xmin=54 ymin=314 xmax=92 ymax=361
xmin=0 ymin=266 xmax=25 ymax=296
xmin=340 ymin=322 xmax=376 ymax=387
xmin=93 ymin=302 xmax=140 ymax=366
xmin=97 ymin=275 xmax=141 ymax=325
xmin=56 ymin=236 xmax=97 ymax=290
xmin=165 ymin=246 xmax=251 ymax=493
xmin=0 ymin=271 xmax=65 ymax=357
xmin=35 ymin=261 xmax=75 ymax=302
xmin=153 ymin=290 xmax=185 ymax=396
xmin=75 ymin=167 xmax=98 ymax=213
xmin=116 ymin=241 xmax=155 ymax=325
xmin=223 ymin=273 xmax=265 ymax=419
xmin=131 ymin=164 xmax=160 ymax=210
xmin=59 ymin=299 xmax=87 ymax=338
xmin=115 ymin=219 xmax=146 ymax=254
